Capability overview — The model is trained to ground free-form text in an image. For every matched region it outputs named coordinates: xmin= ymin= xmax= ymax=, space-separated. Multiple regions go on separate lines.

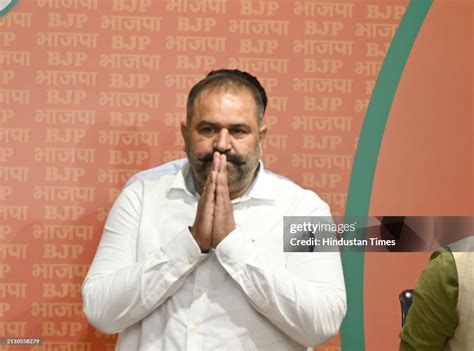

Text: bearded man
xmin=82 ymin=69 xmax=346 ymax=351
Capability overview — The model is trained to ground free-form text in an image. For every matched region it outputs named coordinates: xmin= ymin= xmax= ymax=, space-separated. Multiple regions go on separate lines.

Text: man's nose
xmin=213 ymin=128 xmax=231 ymax=153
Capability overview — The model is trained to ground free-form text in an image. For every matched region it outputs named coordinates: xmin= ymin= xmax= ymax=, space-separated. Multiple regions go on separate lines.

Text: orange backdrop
xmin=1 ymin=0 xmax=472 ymax=350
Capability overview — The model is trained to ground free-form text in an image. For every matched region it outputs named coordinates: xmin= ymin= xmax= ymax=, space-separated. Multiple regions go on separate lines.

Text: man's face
xmin=182 ymin=86 xmax=267 ymax=195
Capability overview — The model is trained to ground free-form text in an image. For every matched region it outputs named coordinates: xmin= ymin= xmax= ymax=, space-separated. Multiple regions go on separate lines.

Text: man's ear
xmin=258 ymin=124 xmax=267 ymax=146
xmin=180 ymin=122 xmax=189 ymax=148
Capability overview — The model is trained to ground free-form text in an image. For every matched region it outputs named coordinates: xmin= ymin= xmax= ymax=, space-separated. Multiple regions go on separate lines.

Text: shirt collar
xmin=167 ymin=160 xmax=194 ymax=196
xmin=167 ymin=159 xmax=277 ymax=202
xmin=241 ymin=161 xmax=277 ymax=201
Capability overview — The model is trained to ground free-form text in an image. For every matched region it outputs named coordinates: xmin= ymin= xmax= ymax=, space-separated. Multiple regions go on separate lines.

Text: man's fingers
xmin=212 ymin=155 xmax=235 ymax=248
xmin=202 ymin=152 xmax=219 ymax=187
xmin=219 ymin=154 xmax=230 ymax=193
xmin=203 ymin=182 xmax=215 ymax=215
xmin=204 ymin=154 xmax=217 ymax=187
xmin=212 ymin=168 xmax=217 ymax=184
xmin=215 ymin=162 xmax=230 ymax=212
xmin=219 ymin=154 xmax=226 ymax=175
xmin=202 ymin=171 xmax=216 ymax=202
xmin=213 ymin=151 xmax=220 ymax=172
xmin=215 ymin=177 xmax=224 ymax=207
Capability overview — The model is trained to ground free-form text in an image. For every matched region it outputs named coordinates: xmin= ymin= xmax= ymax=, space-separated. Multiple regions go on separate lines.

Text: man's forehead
xmin=188 ymin=83 xmax=261 ymax=128
xmin=194 ymin=84 xmax=255 ymax=103
xmin=192 ymin=86 xmax=258 ymax=117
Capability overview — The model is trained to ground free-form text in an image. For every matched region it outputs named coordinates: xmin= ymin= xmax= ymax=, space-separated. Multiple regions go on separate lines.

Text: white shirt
xmin=82 ymin=159 xmax=346 ymax=351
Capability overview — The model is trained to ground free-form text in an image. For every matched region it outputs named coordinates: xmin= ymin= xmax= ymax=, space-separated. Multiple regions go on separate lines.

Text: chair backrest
xmin=399 ymin=289 xmax=414 ymax=326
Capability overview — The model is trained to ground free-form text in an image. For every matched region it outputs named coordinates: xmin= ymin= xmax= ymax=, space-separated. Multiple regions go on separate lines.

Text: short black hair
xmin=186 ymin=69 xmax=268 ymax=126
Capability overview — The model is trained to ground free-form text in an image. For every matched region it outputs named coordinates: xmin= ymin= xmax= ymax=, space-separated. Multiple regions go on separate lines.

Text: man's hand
xmin=190 ymin=152 xmax=236 ymax=251
xmin=190 ymin=153 xmax=219 ymax=253
xmin=211 ymin=153 xmax=236 ymax=248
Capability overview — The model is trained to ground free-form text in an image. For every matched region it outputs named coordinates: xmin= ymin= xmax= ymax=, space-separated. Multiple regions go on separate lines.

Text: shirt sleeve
xmin=82 ymin=181 xmax=206 ymax=334
xmin=399 ymin=250 xmax=459 ymax=351
xmin=214 ymin=191 xmax=347 ymax=347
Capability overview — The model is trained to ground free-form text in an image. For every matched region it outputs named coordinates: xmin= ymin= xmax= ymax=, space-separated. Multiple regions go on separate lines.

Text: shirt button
xmin=188 ymin=257 xmax=195 ymax=264
xmin=190 ymin=324 xmax=199 ymax=332
xmin=196 ymin=288 xmax=204 ymax=296
xmin=221 ymin=255 xmax=228 ymax=263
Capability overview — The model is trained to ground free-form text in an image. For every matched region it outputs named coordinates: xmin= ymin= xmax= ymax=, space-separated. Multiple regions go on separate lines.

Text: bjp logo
xmin=0 ymin=0 xmax=17 ymax=16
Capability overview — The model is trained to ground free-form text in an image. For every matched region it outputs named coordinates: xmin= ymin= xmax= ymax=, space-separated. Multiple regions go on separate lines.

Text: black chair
xmin=399 ymin=289 xmax=414 ymax=326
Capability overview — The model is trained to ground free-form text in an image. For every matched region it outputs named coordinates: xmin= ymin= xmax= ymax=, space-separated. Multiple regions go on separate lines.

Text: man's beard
xmin=186 ymin=144 xmax=261 ymax=193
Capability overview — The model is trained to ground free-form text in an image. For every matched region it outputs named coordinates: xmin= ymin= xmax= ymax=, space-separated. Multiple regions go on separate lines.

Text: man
xmin=82 ymin=69 xmax=347 ymax=350
xmin=399 ymin=219 xmax=474 ymax=351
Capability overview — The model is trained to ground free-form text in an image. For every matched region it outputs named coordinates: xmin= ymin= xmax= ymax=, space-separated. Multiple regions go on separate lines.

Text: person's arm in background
xmin=399 ymin=250 xmax=459 ymax=351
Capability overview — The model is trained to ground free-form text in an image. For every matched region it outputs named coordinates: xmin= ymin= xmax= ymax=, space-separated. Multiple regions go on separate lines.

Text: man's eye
xmin=231 ymin=128 xmax=247 ymax=136
xmin=200 ymin=126 xmax=215 ymax=134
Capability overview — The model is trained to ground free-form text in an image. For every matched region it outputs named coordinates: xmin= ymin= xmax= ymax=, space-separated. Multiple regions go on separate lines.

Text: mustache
xmin=199 ymin=152 xmax=245 ymax=166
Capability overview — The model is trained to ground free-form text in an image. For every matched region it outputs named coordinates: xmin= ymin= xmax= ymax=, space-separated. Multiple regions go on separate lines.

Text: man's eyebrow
xmin=196 ymin=121 xmax=216 ymax=126
xmin=196 ymin=121 xmax=250 ymax=129
xmin=228 ymin=123 xmax=251 ymax=130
